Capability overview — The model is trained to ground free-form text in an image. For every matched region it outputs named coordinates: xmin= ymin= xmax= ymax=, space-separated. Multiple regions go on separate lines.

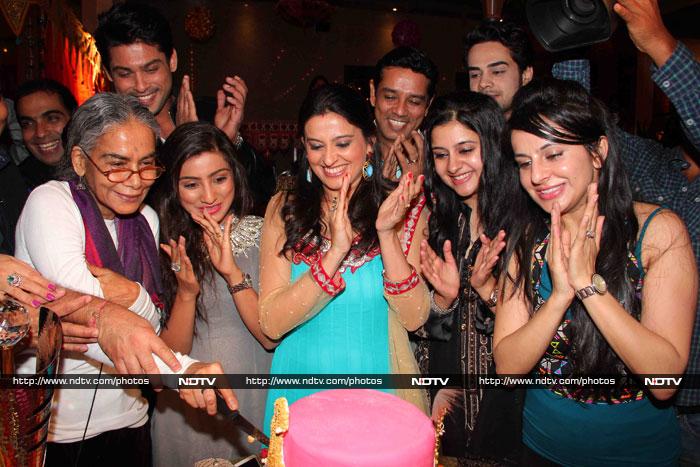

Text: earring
xmin=306 ymin=168 xmax=312 ymax=183
xmin=395 ymin=166 xmax=402 ymax=179
xmin=362 ymin=160 xmax=374 ymax=180
xmin=77 ymin=176 xmax=86 ymax=190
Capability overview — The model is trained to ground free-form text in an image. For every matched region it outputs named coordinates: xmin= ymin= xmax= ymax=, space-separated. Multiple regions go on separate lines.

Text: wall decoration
xmin=276 ymin=0 xmax=333 ymax=28
xmin=184 ymin=5 xmax=216 ymax=42
xmin=0 ymin=0 xmax=32 ymax=36
xmin=391 ymin=19 xmax=421 ymax=48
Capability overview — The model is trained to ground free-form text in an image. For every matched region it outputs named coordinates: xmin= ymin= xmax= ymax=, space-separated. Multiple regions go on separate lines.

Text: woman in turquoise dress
xmin=260 ymin=84 xmax=430 ymax=432
xmin=494 ymin=79 xmax=697 ymax=466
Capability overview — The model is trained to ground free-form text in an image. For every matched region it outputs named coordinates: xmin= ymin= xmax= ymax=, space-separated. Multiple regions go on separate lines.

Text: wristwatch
xmin=484 ymin=286 xmax=499 ymax=308
xmin=233 ymin=133 xmax=244 ymax=150
xmin=228 ymin=273 xmax=252 ymax=295
xmin=575 ymin=273 xmax=607 ymax=300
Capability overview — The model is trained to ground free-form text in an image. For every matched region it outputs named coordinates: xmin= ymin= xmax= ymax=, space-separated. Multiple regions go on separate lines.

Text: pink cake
xmin=267 ymin=389 xmax=436 ymax=467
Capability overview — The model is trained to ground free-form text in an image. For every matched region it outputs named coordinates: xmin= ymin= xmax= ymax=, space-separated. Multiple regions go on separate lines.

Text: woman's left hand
xmin=195 ymin=212 xmax=242 ymax=281
xmin=87 ymin=263 xmax=141 ymax=308
xmin=161 ymin=236 xmax=200 ymax=298
xmin=376 ymin=172 xmax=424 ymax=234
xmin=566 ymin=183 xmax=605 ymax=290
xmin=180 ymin=361 xmax=238 ymax=415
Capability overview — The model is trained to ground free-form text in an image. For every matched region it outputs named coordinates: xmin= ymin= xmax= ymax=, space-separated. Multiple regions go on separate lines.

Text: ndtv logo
xmin=643 ymin=377 xmax=683 ymax=386
xmin=178 ymin=377 xmax=216 ymax=386
xmin=411 ymin=377 xmax=449 ymax=386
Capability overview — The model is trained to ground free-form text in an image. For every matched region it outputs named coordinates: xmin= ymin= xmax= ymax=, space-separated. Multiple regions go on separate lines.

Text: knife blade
xmin=216 ymin=396 xmax=270 ymax=446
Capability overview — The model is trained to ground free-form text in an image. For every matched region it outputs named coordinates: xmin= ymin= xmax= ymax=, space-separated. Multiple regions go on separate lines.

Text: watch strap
xmin=575 ymin=285 xmax=596 ymax=300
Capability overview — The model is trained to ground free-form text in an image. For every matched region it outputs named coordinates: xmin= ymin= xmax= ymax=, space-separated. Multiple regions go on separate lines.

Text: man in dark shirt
xmin=94 ymin=2 xmax=274 ymax=213
xmin=15 ymin=79 xmax=77 ymax=188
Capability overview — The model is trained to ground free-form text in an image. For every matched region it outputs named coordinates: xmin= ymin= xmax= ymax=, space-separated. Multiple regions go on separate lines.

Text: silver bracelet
xmin=430 ymin=289 xmax=458 ymax=315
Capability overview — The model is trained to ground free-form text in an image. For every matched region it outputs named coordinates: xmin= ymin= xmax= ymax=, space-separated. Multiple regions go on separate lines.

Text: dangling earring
xmin=362 ymin=160 xmax=374 ymax=180
xmin=77 ymin=175 xmax=86 ymax=190
xmin=306 ymin=168 xmax=312 ymax=183
xmin=395 ymin=166 xmax=402 ymax=179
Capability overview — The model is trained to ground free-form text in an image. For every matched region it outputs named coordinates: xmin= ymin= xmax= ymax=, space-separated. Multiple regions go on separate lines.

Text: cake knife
xmin=216 ymin=396 xmax=271 ymax=446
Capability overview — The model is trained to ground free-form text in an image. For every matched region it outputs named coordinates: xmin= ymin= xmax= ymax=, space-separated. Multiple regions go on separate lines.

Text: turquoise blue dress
xmin=263 ymin=252 xmax=391 ymax=435
xmin=524 ymin=208 xmax=680 ymax=466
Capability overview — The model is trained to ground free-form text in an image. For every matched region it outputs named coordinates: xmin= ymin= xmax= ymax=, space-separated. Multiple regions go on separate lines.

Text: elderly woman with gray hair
xmin=14 ymin=92 xmax=236 ymax=467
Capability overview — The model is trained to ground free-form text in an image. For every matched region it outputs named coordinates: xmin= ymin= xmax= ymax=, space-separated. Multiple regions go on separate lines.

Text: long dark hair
xmin=423 ymin=91 xmax=515 ymax=262
xmin=504 ymin=78 xmax=639 ymax=378
xmin=155 ymin=121 xmax=252 ymax=322
xmin=281 ymin=84 xmax=387 ymax=256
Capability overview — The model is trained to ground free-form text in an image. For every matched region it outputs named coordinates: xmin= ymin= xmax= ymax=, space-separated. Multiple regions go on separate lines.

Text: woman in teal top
xmin=259 ymin=85 xmax=430 ymax=433
xmin=494 ymin=79 xmax=697 ymax=466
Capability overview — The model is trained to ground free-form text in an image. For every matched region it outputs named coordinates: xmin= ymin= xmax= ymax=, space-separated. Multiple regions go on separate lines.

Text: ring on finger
xmin=585 ymin=230 xmax=595 ymax=239
xmin=171 ymin=262 xmax=182 ymax=273
xmin=7 ymin=273 xmax=22 ymax=288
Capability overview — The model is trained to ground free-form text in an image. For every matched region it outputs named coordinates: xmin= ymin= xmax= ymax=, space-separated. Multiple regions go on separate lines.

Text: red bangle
xmin=310 ymin=259 xmax=345 ymax=297
xmin=383 ymin=265 xmax=420 ymax=295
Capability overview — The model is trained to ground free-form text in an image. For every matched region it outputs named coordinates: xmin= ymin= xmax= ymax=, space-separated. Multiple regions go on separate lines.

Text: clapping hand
xmin=215 ymin=76 xmax=248 ymax=141
xmin=376 ymin=172 xmax=424 ymax=234
xmin=546 ymin=201 xmax=575 ymax=299
xmin=161 ymin=236 xmax=200 ymax=298
xmin=328 ymin=173 xmax=354 ymax=256
xmin=470 ymin=231 xmax=506 ymax=290
xmin=194 ymin=212 xmax=245 ymax=284
xmin=176 ymin=75 xmax=199 ymax=125
xmin=420 ymin=239 xmax=460 ymax=307
xmin=566 ymin=183 xmax=605 ymax=291
xmin=384 ymin=131 xmax=425 ymax=180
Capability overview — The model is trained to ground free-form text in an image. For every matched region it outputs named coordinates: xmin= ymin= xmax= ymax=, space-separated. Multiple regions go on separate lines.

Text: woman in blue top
xmin=494 ymin=78 xmax=697 ymax=466
xmin=259 ymin=84 xmax=430 ymax=432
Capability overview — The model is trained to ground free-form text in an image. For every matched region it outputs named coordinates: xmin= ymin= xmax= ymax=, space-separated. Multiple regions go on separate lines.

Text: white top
xmin=15 ymin=181 xmax=197 ymax=443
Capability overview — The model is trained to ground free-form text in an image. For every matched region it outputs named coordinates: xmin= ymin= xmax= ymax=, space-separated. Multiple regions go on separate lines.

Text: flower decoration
xmin=184 ymin=6 xmax=215 ymax=42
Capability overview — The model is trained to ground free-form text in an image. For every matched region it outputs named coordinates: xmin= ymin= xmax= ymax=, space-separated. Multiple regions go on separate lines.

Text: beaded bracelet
xmin=383 ymin=265 xmax=420 ymax=295
xmin=310 ymin=260 xmax=345 ymax=297
xmin=430 ymin=289 xmax=459 ymax=315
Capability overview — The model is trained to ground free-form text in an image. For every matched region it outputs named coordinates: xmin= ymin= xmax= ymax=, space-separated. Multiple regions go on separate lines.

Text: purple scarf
xmin=69 ymin=180 xmax=163 ymax=309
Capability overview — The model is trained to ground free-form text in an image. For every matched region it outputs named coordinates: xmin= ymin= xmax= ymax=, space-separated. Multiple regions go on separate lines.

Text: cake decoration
xmin=433 ymin=408 xmax=447 ymax=467
xmin=267 ymin=397 xmax=289 ymax=467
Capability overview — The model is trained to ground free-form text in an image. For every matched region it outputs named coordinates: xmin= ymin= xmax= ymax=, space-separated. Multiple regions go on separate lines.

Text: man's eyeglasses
xmin=78 ymin=146 xmax=165 ymax=183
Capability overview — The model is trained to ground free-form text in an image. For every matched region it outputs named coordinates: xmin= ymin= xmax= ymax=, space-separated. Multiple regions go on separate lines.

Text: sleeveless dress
xmin=263 ymin=197 xmax=427 ymax=434
xmin=523 ymin=208 xmax=680 ymax=466
xmin=152 ymin=216 xmax=273 ymax=467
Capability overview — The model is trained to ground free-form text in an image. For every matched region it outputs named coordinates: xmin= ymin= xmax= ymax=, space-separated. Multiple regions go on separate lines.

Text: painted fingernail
xmin=48 ymin=283 xmax=57 ymax=291
xmin=47 ymin=293 xmax=56 ymax=301
xmin=32 ymin=299 xmax=41 ymax=307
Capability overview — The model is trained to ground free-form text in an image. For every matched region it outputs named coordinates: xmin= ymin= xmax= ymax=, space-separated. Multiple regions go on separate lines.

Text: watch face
xmin=592 ymin=273 xmax=607 ymax=294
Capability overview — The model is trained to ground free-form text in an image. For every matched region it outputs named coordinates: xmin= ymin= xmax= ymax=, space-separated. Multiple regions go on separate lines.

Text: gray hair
xmin=59 ymin=92 xmax=160 ymax=178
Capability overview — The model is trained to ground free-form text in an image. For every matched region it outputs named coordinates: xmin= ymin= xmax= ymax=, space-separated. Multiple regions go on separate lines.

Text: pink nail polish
xmin=47 ymin=293 xmax=56 ymax=301
xmin=32 ymin=299 xmax=41 ymax=308
xmin=48 ymin=283 xmax=57 ymax=291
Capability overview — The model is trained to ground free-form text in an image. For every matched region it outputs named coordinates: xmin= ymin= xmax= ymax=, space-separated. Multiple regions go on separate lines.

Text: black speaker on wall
xmin=526 ymin=0 xmax=612 ymax=52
